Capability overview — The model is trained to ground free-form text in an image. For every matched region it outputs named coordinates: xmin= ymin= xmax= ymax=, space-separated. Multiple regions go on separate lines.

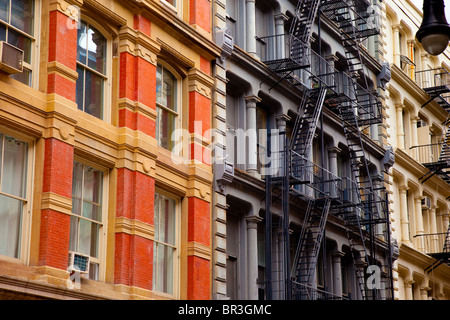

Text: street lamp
xmin=416 ymin=0 xmax=450 ymax=55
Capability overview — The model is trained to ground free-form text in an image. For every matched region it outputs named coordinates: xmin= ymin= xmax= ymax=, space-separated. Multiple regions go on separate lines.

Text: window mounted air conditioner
xmin=0 ymin=41 xmax=23 ymax=74
xmin=421 ymin=196 xmax=432 ymax=209
xmin=68 ymin=251 xmax=90 ymax=274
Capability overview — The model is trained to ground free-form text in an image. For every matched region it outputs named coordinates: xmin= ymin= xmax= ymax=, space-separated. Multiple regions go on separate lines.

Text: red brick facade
xmin=1 ymin=0 xmax=218 ymax=301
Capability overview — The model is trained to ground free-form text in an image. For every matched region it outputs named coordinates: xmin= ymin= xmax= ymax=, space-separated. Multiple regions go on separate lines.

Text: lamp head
xmin=416 ymin=0 xmax=450 ymax=55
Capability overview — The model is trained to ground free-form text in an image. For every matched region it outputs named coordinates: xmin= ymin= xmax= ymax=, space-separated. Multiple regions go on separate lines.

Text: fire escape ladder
xmin=290 ymin=85 xmax=327 ymax=157
xmin=291 ymin=197 xmax=331 ymax=297
xmin=290 ymin=0 xmax=322 ymax=44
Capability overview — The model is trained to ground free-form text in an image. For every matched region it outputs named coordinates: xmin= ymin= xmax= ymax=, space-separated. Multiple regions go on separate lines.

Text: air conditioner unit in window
xmin=0 ymin=41 xmax=23 ymax=74
xmin=421 ymin=196 xmax=432 ymax=209
xmin=68 ymin=251 xmax=90 ymax=274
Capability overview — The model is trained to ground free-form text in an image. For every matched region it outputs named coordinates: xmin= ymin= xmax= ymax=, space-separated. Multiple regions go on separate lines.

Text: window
xmin=76 ymin=20 xmax=107 ymax=120
xmin=0 ymin=0 xmax=35 ymax=85
xmin=153 ymin=192 xmax=178 ymax=295
xmin=70 ymin=161 xmax=104 ymax=280
xmin=0 ymin=133 xmax=29 ymax=259
xmin=156 ymin=64 xmax=179 ymax=151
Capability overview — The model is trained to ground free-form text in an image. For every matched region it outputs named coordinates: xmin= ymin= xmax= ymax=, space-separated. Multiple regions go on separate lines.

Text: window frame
xmin=155 ymin=62 xmax=182 ymax=153
xmin=0 ymin=126 xmax=34 ymax=264
xmin=0 ymin=0 xmax=40 ymax=87
xmin=152 ymin=189 xmax=180 ymax=298
xmin=69 ymin=157 xmax=109 ymax=282
xmin=75 ymin=16 xmax=112 ymax=123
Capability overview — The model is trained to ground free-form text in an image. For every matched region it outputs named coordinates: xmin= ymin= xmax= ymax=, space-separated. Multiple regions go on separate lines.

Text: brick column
xmin=189 ymin=0 xmax=211 ymax=34
xmin=114 ymin=16 xmax=159 ymax=293
xmin=187 ymin=68 xmax=214 ymax=299
xmin=39 ymin=1 xmax=77 ymax=270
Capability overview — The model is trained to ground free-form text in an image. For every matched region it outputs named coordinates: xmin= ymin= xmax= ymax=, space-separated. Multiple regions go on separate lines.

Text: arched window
xmin=76 ymin=20 xmax=107 ymax=120
xmin=156 ymin=63 xmax=180 ymax=151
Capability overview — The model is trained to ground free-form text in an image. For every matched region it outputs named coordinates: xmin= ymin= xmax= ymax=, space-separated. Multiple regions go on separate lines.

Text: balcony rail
xmin=258 ymin=34 xmax=310 ymax=73
xmin=291 ymin=280 xmax=348 ymax=300
xmin=413 ymin=232 xmax=450 ymax=257
xmin=410 ymin=135 xmax=449 ymax=165
xmin=415 ymin=67 xmax=450 ymax=92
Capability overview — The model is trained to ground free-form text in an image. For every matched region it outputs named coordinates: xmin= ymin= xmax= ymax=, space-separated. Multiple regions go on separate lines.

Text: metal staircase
xmin=291 ymin=198 xmax=331 ymax=296
xmin=262 ymin=0 xmax=392 ymax=300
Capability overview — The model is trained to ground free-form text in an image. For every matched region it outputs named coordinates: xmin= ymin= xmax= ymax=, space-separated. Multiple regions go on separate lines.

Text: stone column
xmin=328 ymin=147 xmax=341 ymax=198
xmin=396 ymin=104 xmax=405 ymax=150
xmin=410 ymin=116 xmax=419 ymax=160
xmin=420 ymin=287 xmax=430 ymax=300
xmin=245 ymin=0 xmax=257 ymax=56
xmin=415 ymin=196 xmax=425 ymax=252
xmin=430 ymin=205 xmax=438 ymax=253
xmin=331 ymin=251 xmax=345 ymax=297
xmin=392 ymin=25 xmax=402 ymax=66
xmin=404 ymin=280 xmax=414 ymax=300
xmin=274 ymin=13 xmax=288 ymax=60
xmin=399 ymin=186 xmax=411 ymax=245
xmin=245 ymin=95 xmax=261 ymax=176
xmin=246 ymin=215 xmax=263 ymax=300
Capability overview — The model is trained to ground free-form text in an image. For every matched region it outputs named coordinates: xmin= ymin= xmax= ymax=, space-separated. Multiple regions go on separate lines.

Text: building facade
xmin=0 ymin=0 xmax=221 ymax=299
xmin=383 ymin=0 xmax=450 ymax=300
xmin=212 ymin=0 xmax=395 ymax=300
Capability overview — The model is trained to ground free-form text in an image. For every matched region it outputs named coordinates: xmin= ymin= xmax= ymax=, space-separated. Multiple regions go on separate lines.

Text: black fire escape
xmin=412 ymin=68 xmax=450 ymax=273
xmin=261 ymin=0 xmax=394 ymax=300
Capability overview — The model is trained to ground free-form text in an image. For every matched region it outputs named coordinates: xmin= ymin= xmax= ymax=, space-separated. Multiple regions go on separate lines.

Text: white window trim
xmin=0 ymin=125 xmax=34 ymax=265
xmin=76 ymin=16 xmax=112 ymax=124
xmin=153 ymin=189 xmax=180 ymax=299
xmin=70 ymin=156 xmax=109 ymax=282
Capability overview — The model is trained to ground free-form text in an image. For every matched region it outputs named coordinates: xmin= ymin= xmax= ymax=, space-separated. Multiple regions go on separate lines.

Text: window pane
xmin=0 ymin=0 xmax=9 ymax=24
xmin=0 ymin=23 xmax=5 ymax=41
xmin=2 ymin=135 xmax=27 ymax=198
xmin=82 ymin=201 xmax=101 ymax=222
xmin=7 ymin=28 xmax=31 ymax=64
xmin=77 ymin=21 xmax=87 ymax=64
xmin=11 ymin=68 xmax=31 ymax=86
xmin=164 ymin=0 xmax=176 ymax=7
xmin=78 ymin=219 xmax=99 ymax=257
xmin=156 ymin=65 xmax=162 ymax=105
xmin=11 ymin=0 xmax=34 ymax=35
xmin=163 ymin=245 xmax=174 ymax=294
xmin=72 ymin=197 xmax=81 ymax=215
xmin=69 ymin=216 xmax=79 ymax=252
xmin=0 ymin=194 xmax=23 ymax=259
xmin=156 ymin=107 xmax=175 ymax=151
xmin=76 ymin=66 xmax=84 ymax=111
xmin=83 ymin=165 xmax=102 ymax=205
xmin=162 ymin=69 xmax=176 ymax=111
xmin=162 ymin=196 xmax=175 ymax=245
xmin=72 ymin=161 xmax=83 ymax=198
xmin=89 ymin=262 xmax=99 ymax=280
xmin=84 ymin=69 xmax=103 ymax=119
xmin=154 ymin=243 xmax=174 ymax=294
xmin=87 ymin=25 xmax=106 ymax=74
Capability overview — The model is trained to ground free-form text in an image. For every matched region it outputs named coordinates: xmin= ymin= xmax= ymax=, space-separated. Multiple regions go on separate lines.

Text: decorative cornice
xmin=187 ymin=241 xmax=211 ymax=260
xmin=47 ymin=61 xmax=79 ymax=82
xmin=119 ymin=27 xmax=160 ymax=65
xmin=187 ymin=68 xmax=215 ymax=98
xmin=41 ymin=192 xmax=72 ymax=215
xmin=115 ymin=217 xmax=155 ymax=240
xmin=157 ymin=38 xmax=195 ymax=69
